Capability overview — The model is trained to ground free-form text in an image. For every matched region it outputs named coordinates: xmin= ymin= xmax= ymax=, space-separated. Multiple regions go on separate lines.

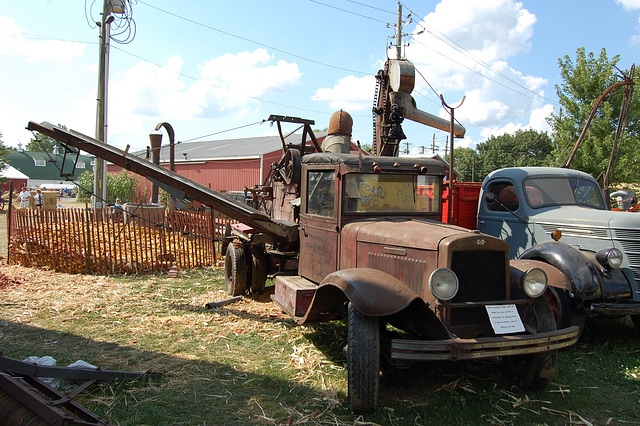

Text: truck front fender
xmin=300 ymin=268 xmax=450 ymax=339
xmin=518 ymin=241 xmax=601 ymax=300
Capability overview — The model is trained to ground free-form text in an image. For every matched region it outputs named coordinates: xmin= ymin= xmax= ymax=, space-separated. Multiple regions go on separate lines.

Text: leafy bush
xmin=76 ymin=170 xmax=141 ymax=204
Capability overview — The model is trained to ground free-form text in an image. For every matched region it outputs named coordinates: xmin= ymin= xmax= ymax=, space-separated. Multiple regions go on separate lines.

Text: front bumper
xmin=391 ymin=326 xmax=580 ymax=361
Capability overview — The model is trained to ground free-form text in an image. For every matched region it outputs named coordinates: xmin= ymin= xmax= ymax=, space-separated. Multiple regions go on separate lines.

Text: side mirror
xmin=485 ymin=192 xmax=497 ymax=204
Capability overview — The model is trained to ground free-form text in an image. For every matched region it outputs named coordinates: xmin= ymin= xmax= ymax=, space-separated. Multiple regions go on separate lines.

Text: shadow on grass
xmin=0 ymin=320 xmax=338 ymax=425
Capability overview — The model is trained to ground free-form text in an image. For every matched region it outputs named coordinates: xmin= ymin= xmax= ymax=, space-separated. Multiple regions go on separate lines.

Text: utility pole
xmin=440 ymin=95 xmax=465 ymax=224
xmin=396 ymin=2 xmax=402 ymax=59
xmin=94 ymin=0 xmax=124 ymax=208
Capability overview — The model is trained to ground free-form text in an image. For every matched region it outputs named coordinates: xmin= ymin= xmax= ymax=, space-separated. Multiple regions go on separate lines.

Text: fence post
xmin=6 ymin=181 xmax=13 ymax=264
xmin=210 ymin=208 xmax=216 ymax=264
xmin=85 ymin=206 xmax=92 ymax=273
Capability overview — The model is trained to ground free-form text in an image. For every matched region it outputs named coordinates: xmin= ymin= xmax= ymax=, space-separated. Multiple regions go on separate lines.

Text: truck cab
xmin=477 ymin=166 xmax=640 ymax=331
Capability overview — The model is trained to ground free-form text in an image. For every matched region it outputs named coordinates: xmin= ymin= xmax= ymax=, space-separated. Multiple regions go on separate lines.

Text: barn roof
xmin=144 ymin=132 xmax=328 ymax=163
xmin=6 ymin=150 xmax=95 ymax=181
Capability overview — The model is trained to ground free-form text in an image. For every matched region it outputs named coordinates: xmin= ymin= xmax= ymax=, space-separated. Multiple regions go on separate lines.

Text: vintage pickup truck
xmin=448 ymin=166 xmax=640 ymax=332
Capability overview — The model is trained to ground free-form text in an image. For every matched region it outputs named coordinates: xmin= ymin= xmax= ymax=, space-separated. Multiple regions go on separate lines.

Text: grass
xmin=1 ymin=265 xmax=640 ymax=425
xmin=1 ymin=210 xmax=640 ymax=424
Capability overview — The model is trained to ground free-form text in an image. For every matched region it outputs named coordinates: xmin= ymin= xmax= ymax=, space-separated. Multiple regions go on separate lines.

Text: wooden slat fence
xmin=7 ymin=208 xmax=237 ymax=274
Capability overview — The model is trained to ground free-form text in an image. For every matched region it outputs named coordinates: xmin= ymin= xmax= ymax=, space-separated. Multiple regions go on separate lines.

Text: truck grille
xmin=613 ymin=228 xmax=640 ymax=289
xmin=450 ymin=250 xmax=507 ymax=302
xmin=538 ymin=223 xmax=610 ymax=239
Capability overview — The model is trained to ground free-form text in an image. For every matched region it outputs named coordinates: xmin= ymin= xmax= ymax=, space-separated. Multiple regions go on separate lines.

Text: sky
xmin=1 ymin=0 xmax=640 ymax=158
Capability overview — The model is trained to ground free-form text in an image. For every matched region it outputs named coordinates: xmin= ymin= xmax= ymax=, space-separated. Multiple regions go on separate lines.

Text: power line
xmin=136 ymin=0 xmax=371 ymax=76
xmin=400 ymin=3 xmax=561 ymax=109
xmin=406 ymin=34 xmax=556 ymax=109
xmin=308 ymin=0 xmax=390 ymax=24
xmin=345 ymin=0 xmax=396 ymax=15
xmin=181 ymin=120 xmax=266 ymax=143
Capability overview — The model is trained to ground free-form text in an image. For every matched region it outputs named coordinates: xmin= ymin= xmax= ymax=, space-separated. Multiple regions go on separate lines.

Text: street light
xmin=93 ymin=0 xmax=125 ymax=208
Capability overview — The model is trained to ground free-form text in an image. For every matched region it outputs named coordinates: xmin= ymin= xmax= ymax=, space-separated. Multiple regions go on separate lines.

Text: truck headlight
xmin=429 ymin=268 xmax=459 ymax=301
xmin=596 ymin=248 xmax=623 ymax=269
xmin=522 ymin=267 xmax=547 ymax=298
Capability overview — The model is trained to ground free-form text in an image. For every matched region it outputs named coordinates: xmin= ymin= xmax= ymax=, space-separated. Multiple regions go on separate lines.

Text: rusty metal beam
xmin=27 ymin=121 xmax=298 ymax=243
xmin=0 ymin=373 xmax=110 ymax=425
xmin=0 ymin=355 xmax=159 ymax=382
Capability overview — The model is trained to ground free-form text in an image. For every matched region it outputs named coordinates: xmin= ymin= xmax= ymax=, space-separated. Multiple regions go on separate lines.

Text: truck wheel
xmin=347 ymin=302 xmax=380 ymax=413
xmin=503 ymin=296 xmax=557 ymax=389
xmin=630 ymin=315 xmax=640 ymax=331
xmin=546 ymin=288 xmax=585 ymax=336
xmin=225 ymin=243 xmax=247 ymax=296
xmin=249 ymin=245 xmax=267 ymax=294
xmin=221 ymin=223 xmax=232 ymax=257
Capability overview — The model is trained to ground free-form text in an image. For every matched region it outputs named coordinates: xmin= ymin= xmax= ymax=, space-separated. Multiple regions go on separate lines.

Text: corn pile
xmin=8 ymin=209 xmax=220 ymax=274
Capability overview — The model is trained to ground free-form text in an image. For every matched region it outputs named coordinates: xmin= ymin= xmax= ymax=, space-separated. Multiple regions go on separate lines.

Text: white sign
xmin=485 ymin=304 xmax=525 ymax=334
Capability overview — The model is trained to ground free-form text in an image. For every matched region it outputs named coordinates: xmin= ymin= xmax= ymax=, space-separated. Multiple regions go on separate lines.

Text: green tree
xmin=0 ymin=131 xmax=10 ymax=172
xmin=27 ymin=125 xmax=68 ymax=152
xmin=445 ymin=147 xmax=480 ymax=182
xmin=76 ymin=170 xmax=140 ymax=205
xmin=475 ymin=129 xmax=554 ymax=181
xmin=548 ymin=47 xmax=640 ymax=184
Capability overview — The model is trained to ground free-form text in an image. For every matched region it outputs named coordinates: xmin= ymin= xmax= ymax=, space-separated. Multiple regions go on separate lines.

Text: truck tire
xmin=249 ymin=245 xmax=267 ymax=294
xmin=503 ymin=296 xmax=558 ymax=389
xmin=546 ymin=287 xmax=585 ymax=335
xmin=225 ymin=243 xmax=247 ymax=296
xmin=630 ymin=315 xmax=640 ymax=331
xmin=347 ymin=302 xmax=380 ymax=413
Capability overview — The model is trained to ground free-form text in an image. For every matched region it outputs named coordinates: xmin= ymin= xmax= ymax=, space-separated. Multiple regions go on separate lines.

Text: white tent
xmin=39 ymin=183 xmax=77 ymax=190
xmin=0 ymin=165 xmax=28 ymax=180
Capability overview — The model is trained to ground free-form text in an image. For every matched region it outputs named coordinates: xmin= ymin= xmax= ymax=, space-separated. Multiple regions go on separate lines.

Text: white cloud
xmin=616 ymin=0 xmax=640 ymax=9
xmin=312 ymin=75 xmax=376 ymax=110
xmin=479 ymin=103 xmax=554 ymax=140
xmin=528 ymin=104 xmax=554 ymax=133
xmin=0 ymin=15 xmax=86 ymax=63
xmin=312 ymin=0 xmax=550 ymax=148
xmin=106 ymin=49 xmax=302 ymax=149
xmin=402 ymin=0 xmax=549 ymax=145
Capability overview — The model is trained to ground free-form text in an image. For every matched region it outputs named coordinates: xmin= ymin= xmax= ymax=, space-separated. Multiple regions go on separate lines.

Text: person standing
xmin=18 ymin=187 xmax=31 ymax=209
xmin=112 ymin=198 xmax=124 ymax=221
xmin=34 ymin=189 xmax=44 ymax=210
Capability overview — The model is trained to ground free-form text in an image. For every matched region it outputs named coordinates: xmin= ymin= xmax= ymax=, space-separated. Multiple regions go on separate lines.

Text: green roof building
xmin=6 ymin=149 xmax=94 ymax=189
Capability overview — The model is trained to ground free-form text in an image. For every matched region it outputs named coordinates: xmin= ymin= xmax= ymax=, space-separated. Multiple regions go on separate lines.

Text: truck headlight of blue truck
xmin=596 ymin=247 xmax=623 ymax=270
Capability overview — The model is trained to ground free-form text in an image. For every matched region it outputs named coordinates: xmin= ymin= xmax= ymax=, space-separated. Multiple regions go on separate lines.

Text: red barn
xmin=107 ymin=133 xmax=348 ymax=196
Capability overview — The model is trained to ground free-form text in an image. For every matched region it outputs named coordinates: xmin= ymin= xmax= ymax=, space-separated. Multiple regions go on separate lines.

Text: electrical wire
xmin=400 ymin=2 xmax=561 ymax=109
xmin=181 ymin=121 xmax=266 ymax=143
xmin=345 ymin=0 xmax=396 ymax=15
xmin=136 ymin=0 xmax=370 ymax=76
xmin=406 ymin=33 xmax=553 ymax=110
xmin=307 ymin=0 xmax=390 ymax=24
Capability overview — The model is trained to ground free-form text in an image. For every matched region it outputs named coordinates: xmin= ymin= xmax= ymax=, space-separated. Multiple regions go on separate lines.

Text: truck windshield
xmin=523 ymin=176 xmax=606 ymax=210
xmin=343 ymin=174 xmax=441 ymax=214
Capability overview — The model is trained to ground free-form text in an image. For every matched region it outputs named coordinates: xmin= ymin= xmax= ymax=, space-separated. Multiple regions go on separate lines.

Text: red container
xmin=442 ymin=182 xmax=482 ymax=229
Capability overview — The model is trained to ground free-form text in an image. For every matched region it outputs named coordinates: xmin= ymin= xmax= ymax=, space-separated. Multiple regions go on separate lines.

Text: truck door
xmin=299 ymin=168 xmax=339 ymax=283
xmin=477 ymin=180 xmax=531 ymax=258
